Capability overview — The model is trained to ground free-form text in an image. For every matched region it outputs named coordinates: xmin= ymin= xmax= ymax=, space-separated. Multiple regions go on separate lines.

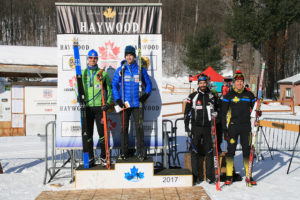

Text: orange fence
xmin=262 ymin=99 xmax=295 ymax=115
xmin=162 ymin=101 xmax=185 ymax=117
xmin=162 ymin=83 xmax=194 ymax=94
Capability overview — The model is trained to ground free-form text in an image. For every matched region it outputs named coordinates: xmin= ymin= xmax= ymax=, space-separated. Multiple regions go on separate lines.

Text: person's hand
xmin=116 ymin=99 xmax=125 ymax=108
xmin=224 ymin=129 xmax=230 ymax=142
xmin=139 ymin=93 xmax=149 ymax=103
xmin=256 ymin=110 xmax=262 ymax=118
xmin=101 ymin=104 xmax=110 ymax=111
xmin=185 ymin=125 xmax=191 ymax=137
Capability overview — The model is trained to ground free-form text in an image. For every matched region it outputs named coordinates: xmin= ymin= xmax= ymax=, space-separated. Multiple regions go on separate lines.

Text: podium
xmin=75 ymin=158 xmax=193 ymax=189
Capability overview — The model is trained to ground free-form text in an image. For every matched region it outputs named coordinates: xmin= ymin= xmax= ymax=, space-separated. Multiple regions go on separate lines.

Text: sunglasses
xmin=198 ymin=77 xmax=207 ymax=81
xmin=234 ymin=73 xmax=244 ymax=79
xmin=88 ymin=57 xmax=98 ymax=60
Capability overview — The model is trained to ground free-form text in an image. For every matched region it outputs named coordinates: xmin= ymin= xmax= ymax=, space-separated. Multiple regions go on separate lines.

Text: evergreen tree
xmin=224 ymin=0 xmax=300 ymax=98
xmin=182 ymin=26 xmax=224 ymax=72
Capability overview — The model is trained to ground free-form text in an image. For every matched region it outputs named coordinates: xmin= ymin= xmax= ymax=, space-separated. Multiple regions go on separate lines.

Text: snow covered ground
xmin=1 ymin=76 xmax=300 ymax=200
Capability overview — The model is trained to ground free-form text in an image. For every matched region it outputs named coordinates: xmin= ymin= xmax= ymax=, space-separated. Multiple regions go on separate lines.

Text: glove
xmin=116 ymin=99 xmax=125 ymax=108
xmin=185 ymin=125 xmax=191 ymax=137
xmin=101 ymin=104 xmax=110 ymax=111
xmin=223 ymin=129 xmax=230 ymax=142
xmin=256 ymin=110 xmax=262 ymax=117
xmin=139 ymin=93 xmax=149 ymax=103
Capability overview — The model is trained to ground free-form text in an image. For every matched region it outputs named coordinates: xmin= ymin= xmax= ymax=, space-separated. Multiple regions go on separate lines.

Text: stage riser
xmin=75 ymin=162 xmax=192 ymax=189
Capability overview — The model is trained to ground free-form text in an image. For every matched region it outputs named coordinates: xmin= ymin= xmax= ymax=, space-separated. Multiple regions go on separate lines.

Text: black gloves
xmin=101 ymin=104 xmax=110 ymax=111
xmin=185 ymin=124 xmax=192 ymax=138
xmin=139 ymin=93 xmax=149 ymax=103
xmin=223 ymin=127 xmax=229 ymax=141
xmin=185 ymin=125 xmax=191 ymax=133
xmin=116 ymin=99 xmax=125 ymax=108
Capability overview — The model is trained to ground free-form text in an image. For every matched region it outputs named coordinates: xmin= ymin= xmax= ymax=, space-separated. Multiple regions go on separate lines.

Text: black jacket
xmin=221 ymin=87 xmax=256 ymax=129
xmin=184 ymin=88 xmax=218 ymax=127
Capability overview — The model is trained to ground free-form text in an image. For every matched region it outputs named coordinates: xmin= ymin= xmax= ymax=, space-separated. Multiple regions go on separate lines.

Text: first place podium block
xmin=75 ymin=158 xmax=193 ymax=189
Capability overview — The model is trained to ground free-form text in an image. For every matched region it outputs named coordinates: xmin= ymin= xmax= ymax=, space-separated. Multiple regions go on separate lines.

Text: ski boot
xmin=246 ymin=177 xmax=257 ymax=186
xmin=99 ymin=157 xmax=107 ymax=167
xmin=118 ymin=153 xmax=127 ymax=161
xmin=225 ymin=176 xmax=233 ymax=185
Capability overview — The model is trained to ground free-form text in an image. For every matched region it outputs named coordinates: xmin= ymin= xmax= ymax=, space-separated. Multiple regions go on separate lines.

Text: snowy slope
xmin=1 ymin=76 xmax=300 ymax=200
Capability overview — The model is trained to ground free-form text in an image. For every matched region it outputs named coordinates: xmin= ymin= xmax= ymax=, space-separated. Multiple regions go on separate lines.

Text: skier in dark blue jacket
xmin=111 ymin=45 xmax=152 ymax=161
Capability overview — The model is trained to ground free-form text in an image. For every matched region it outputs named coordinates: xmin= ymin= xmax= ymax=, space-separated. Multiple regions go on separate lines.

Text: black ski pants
xmin=120 ymin=107 xmax=145 ymax=157
xmin=226 ymin=123 xmax=251 ymax=158
xmin=86 ymin=106 xmax=106 ymax=163
xmin=190 ymin=126 xmax=214 ymax=181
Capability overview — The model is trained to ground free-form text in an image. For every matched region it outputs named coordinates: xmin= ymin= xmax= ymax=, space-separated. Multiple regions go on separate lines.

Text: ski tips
xmin=216 ymin=183 xmax=221 ymax=191
xmin=72 ymin=37 xmax=79 ymax=46
xmin=138 ymin=35 xmax=141 ymax=47
xmin=262 ymin=62 xmax=265 ymax=69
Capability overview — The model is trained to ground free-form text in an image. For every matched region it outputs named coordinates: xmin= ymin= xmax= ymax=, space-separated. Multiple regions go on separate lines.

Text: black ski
xmin=209 ymin=102 xmax=221 ymax=191
xmin=73 ymin=38 xmax=93 ymax=168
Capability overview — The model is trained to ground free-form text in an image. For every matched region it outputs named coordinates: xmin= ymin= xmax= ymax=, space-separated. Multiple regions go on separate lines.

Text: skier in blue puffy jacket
xmin=111 ymin=45 xmax=152 ymax=161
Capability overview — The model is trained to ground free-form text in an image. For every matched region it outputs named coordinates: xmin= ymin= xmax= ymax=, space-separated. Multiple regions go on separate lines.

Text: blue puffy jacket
xmin=111 ymin=60 xmax=152 ymax=107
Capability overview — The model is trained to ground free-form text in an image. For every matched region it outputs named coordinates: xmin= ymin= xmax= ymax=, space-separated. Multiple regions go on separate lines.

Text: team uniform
xmin=111 ymin=45 xmax=152 ymax=160
xmin=184 ymin=86 xmax=219 ymax=184
xmin=82 ymin=49 xmax=112 ymax=166
xmin=222 ymin=85 xmax=256 ymax=184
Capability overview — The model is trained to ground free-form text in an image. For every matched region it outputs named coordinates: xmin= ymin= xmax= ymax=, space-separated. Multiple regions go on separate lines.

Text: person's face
xmin=198 ymin=81 xmax=207 ymax=91
xmin=234 ymin=79 xmax=244 ymax=90
xmin=88 ymin=56 xmax=98 ymax=66
xmin=125 ymin=53 xmax=135 ymax=65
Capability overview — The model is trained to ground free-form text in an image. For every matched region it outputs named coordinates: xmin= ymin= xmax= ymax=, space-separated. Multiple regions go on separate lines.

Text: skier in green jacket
xmin=82 ymin=49 xmax=112 ymax=167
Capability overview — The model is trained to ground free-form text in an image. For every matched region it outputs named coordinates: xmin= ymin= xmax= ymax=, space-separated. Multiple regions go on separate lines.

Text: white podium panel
xmin=75 ymin=159 xmax=192 ymax=189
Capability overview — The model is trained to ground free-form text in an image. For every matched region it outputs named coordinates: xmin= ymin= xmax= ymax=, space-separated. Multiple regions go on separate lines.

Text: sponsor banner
xmin=25 ymin=86 xmax=57 ymax=115
xmin=56 ymin=5 xmax=162 ymax=34
xmin=0 ymin=84 xmax=11 ymax=121
xmin=56 ymin=12 xmax=162 ymax=148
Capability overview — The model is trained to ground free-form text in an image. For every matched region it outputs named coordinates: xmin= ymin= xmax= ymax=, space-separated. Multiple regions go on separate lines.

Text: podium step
xmin=75 ymin=157 xmax=192 ymax=189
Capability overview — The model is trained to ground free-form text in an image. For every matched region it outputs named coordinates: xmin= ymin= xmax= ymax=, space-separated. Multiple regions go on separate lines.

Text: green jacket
xmin=82 ymin=67 xmax=112 ymax=107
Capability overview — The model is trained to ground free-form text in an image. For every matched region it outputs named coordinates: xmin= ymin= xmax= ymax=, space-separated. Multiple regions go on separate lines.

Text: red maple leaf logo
xmin=107 ymin=118 xmax=117 ymax=131
xmin=69 ymin=76 xmax=77 ymax=88
xmin=99 ymin=41 xmax=120 ymax=60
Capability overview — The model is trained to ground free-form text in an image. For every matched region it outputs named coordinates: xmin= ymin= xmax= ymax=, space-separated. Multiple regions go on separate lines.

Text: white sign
xmin=12 ymin=114 xmax=24 ymax=128
xmin=12 ymin=99 xmax=23 ymax=113
xmin=56 ymin=34 xmax=163 ymax=149
xmin=0 ymin=84 xmax=11 ymax=121
xmin=25 ymin=86 xmax=57 ymax=115
xmin=12 ymin=85 xmax=23 ymax=99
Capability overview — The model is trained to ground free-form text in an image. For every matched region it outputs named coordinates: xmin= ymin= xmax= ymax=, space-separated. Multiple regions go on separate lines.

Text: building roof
xmin=0 ymin=45 xmax=57 ymax=66
xmin=0 ymin=45 xmax=57 ymax=77
xmin=277 ymin=73 xmax=300 ymax=85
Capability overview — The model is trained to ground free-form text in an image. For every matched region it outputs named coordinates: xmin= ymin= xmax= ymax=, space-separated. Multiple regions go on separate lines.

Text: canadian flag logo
xmin=69 ymin=76 xmax=77 ymax=88
xmin=99 ymin=41 xmax=120 ymax=60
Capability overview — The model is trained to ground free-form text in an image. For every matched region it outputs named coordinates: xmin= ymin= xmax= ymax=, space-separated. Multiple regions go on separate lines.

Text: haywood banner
xmin=55 ymin=3 xmax=162 ymax=149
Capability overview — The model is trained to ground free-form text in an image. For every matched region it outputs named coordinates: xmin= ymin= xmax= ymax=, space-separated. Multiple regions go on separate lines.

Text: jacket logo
xmin=104 ymin=8 xmax=116 ymax=19
xmin=197 ymin=100 xmax=201 ymax=105
xmin=232 ymin=96 xmax=240 ymax=103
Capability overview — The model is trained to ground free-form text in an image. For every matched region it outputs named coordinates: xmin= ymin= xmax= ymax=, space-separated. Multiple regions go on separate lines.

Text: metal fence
xmin=257 ymin=118 xmax=300 ymax=154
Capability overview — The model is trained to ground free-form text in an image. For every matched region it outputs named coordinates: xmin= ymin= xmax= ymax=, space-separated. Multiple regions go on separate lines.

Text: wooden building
xmin=277 ymin=73 xmax=300 ymax=106
xmin=0 ymin=46 xmax=57 ymax=136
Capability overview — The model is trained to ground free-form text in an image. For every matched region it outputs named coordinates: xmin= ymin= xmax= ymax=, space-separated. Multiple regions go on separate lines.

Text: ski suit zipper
xmin=202 ymin=94 xmax=205 ymax=126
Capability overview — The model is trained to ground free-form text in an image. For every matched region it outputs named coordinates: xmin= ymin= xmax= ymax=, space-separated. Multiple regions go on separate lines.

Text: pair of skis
xmin=247 ymin=62 xmax=265 ymax=186
xmin=210 ymin=104 xmax=221 ymax=191
xmin=73 ymin=38 xmax=110 ymax=170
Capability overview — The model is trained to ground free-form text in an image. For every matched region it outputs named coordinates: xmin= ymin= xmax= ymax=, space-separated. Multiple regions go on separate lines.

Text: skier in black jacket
xmin=184 ymin=73 xmax=219 ymax=185
xmin=222 ymin=70 xmax=256 ymax=185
